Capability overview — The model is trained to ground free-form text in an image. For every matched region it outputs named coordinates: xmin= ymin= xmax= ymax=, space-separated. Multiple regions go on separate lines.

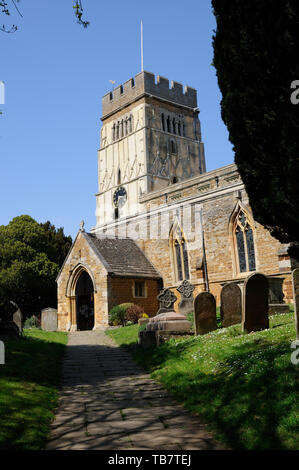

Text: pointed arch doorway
xmin=75 ymin=270 xmax=95 ymax=330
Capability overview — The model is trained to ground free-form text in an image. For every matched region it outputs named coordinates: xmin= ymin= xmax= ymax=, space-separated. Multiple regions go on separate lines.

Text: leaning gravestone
xmin=243 ymin=272 xmax=269 ymax=333
xmin=41 ymin=308 xmax=58 ymax=331
xmin=292 ymin=268 xmax=299 ymax=339
xmin=220 ymin=282 xmax=242 ymax=327
xmin=194 ymin=291 xmax=217 ymax=335
xmin=177 ymin=280 xmax=195 ymax=315
xmin=9 ymin=301 xmax=23 ymax=337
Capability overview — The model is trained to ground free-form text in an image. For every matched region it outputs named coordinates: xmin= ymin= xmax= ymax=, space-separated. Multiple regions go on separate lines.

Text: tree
xmin=212 ymin=0 xmax=299 ymax=258
xmin=0 ymin=0 xmax=89 ymax=33
xmin=0 ymin=215 xmax=72 ymax=322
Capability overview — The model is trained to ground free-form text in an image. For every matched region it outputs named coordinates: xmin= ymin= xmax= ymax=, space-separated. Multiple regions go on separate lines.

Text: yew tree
xmin=0 ymin=215 xmax=72 ymax=322
xmin=212 ymin=0 xmax=299 ymax=257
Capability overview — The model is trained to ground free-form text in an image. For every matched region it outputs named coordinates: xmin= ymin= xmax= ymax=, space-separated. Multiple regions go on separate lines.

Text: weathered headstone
xmin=10 ymin=301 xmax=23 ymax=337
xmin=157 ymin=288 xmax=177 ymax=314
xmin=177 ymin=280 xmax=195 ymax=315
xmin=41 ymin=308 xmax=58 ymax=331
xmin=268 ymin=277 xmax=289 ymax=315
xmin=292 ymin=268 xmax=299 ymax=339
xmin=194 ymin=291 xmax=217 ymax=335
xmin=220 ymin=283 xmax=242 ymax=327
xmin=243 ymin=272 xmax=269 ymax=333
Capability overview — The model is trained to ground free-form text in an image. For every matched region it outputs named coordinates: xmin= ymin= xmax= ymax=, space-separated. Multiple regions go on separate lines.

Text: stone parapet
xmin=102 ymin=71 xmax=197 ymax=119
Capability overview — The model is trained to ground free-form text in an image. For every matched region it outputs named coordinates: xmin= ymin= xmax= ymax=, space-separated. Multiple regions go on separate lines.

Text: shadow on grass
xmin=126 ymin=337 xmax=298 ymax=450
xmin=0 ymin=330 xmax=67 ymax=450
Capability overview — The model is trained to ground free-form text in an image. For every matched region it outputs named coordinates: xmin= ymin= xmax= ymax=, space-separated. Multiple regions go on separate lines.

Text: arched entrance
xmin=75 ymin=270 xmax=94 ymax=330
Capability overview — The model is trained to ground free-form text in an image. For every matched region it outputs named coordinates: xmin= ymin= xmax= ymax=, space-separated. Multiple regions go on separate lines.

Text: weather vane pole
xmin=141 ymin=20 xmax=144 ymax=72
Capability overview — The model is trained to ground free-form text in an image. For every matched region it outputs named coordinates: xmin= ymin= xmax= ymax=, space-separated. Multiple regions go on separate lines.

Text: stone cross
xmin=157 ymin=288 xmax=177 ymax=314
xmin=292 ymin=268 xmax=299 ymax=339
xmin=177 ymin=280 xmax=195 ymax=315
xmin=242 ymin=272 xmax=269 ymax=333
xmin=220 ymin=282 xmax=242 ymax=327
xmin=193 ymin=291 xmax=217 ymax=335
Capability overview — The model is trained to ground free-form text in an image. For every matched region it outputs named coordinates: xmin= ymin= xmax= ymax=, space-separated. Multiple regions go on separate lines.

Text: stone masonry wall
xmin=107 ymin=276 xmax=160 ymax=317
xmin=57 ymin=232 xmax=109 ymax=330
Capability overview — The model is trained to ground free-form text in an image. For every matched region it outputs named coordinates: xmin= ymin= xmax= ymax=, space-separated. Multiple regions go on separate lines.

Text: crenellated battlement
xmin=102 ymin=71 xmax=197 ymax=119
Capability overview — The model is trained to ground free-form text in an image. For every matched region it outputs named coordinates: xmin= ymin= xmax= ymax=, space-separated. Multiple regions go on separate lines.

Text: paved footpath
xmin=47 ymin=331 xmax=225 ymax=450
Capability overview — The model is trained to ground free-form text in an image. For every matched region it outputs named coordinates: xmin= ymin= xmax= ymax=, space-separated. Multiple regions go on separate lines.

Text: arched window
xmin=112 ymin=123 xmax=115 ymax=141
xmin=161 ymin=113 xmax=165 ymax=131
xmin=234 ymin=210 xmax=256 ymax=273
xmin=172 ymin=118 xmax=176 ymax=134
xmin=129 ymin=114 xmax=133 ymax=133
xmin=177 ymin=120 xmax=181 ymax=136
xmin=117 ymin=168 xmax=121 ymax=185
xmin=116 ymin=122 xmax=119 ymax=139
xmin=120 ymin=120 xmax=123 ymax=138
xmin=170 ymin=223 xmax=190 ymax=282
xmin=166 ymin=116 xmax=171 ymax=133
xmin=170 ymin=140 xmax=176 ymax=154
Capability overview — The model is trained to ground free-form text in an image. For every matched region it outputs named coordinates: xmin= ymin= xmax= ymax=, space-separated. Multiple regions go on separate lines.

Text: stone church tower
xmin=95 ymin=71 xmax=206 ymax=228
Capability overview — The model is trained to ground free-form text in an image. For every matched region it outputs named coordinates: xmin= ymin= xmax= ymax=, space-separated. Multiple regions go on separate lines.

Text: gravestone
xmin=10 ymin=301 xmax=23 ymax=337
xmin=157 ymin=288 xmax=177 ymax=314
xmin=194 ymin=291 xmax=217 ymax=335
xmin=268 ymin=277 xmax=289 ymax=315
xmin=220 ymin=283 xmax=242 ymax=327
xmin=41 ymin=308 xmax=58 ymax=331
xmin=243 ymin=272 xmax=269 ymax=333
xmin=292 ymin=268 xmax=299 ymax=339
xmin=177 ymin=280 xmax=195 ymax=315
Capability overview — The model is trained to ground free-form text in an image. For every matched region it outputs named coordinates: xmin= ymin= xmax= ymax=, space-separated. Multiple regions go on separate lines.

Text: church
xmin=56 ymin=71 xmax=295 ymax=331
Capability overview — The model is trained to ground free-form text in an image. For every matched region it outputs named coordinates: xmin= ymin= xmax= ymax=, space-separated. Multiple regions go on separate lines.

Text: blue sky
xmin=0 ymin=0 xmax=234 ymax=239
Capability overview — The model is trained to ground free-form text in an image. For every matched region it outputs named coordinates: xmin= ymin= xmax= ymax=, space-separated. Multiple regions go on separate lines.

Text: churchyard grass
xmin=106 ymin=311 xmax=298 ymax=450
xmin=0 ymin=329 xmax=68 ymax=450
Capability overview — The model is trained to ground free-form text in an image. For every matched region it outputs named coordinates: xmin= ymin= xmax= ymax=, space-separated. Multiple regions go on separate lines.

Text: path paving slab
xmin=47 ymin=330 xmax=225 ymax=450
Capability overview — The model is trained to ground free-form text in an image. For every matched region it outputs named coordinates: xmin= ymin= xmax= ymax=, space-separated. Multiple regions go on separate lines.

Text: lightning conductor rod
xmin=141 ymin=20 xmax=144 ymax=72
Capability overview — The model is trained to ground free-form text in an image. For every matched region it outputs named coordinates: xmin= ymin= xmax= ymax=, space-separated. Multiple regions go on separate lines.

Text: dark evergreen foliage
xmin=0 ymin=215 xmax=72 ymax=322
xmin=212 ymin=0 xmax=299 ymax=257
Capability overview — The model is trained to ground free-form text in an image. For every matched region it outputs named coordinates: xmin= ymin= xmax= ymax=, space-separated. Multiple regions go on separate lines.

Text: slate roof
xmin=84 ymin=233 xmax=162 ymax=279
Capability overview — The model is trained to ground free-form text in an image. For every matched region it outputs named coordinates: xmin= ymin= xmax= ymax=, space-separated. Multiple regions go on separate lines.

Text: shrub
xmin=108 ymin=303 xmax=133 ymax=326
xmin=24 ymin=315 xmax=40 ymax=329
xmin=126 ymin=304 xmax=144 ymax=324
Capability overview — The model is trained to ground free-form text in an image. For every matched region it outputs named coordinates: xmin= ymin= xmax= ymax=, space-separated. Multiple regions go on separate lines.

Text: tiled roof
xmin=84 ymin=233 xmax=161 ymax=279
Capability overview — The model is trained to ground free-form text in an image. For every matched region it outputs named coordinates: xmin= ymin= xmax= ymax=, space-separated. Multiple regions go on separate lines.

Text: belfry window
xmin=170 ymin=224 xmax=190 ymax=282
xmin=234 ymin=211 xmax=256 ymax=273
xmin=161 ymin=113 xmax=165 ymax=131
xmin=172 ymin=118 xmax=176 ymax=134
xmin=166 ymin=116 xmax=171 ymax=133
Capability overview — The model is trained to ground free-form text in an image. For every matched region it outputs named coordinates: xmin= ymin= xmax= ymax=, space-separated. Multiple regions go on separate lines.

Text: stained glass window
xmin=236 ymin=228 xmax=246 ymax=272
xmin=234 ymin=211 xmax=256 ymax=273
xmin=175 ymin=241 xmax=183 ymax=281
xmin=246 ymin=227 xmax=256 ymax=271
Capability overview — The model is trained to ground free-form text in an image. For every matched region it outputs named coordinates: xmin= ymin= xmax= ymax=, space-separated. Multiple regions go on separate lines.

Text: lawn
xmin=0 ymin=329 xmax=68 ymax=450
xmin=106 ymin=311 xmax=299 ymax=450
